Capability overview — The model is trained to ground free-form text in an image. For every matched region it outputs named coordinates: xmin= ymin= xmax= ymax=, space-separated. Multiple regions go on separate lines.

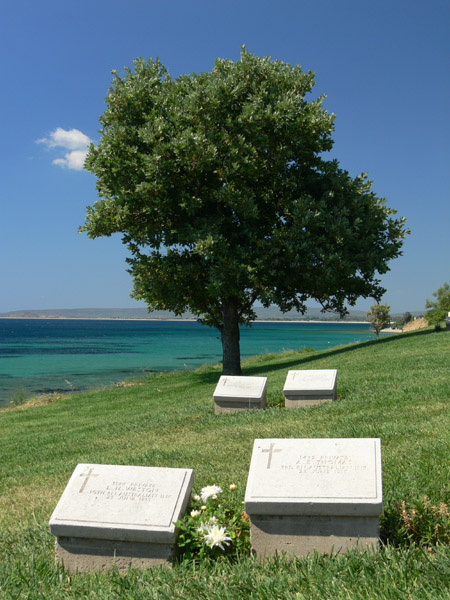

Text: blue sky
xmin=1 ymin=0 xmax=448 ymax=314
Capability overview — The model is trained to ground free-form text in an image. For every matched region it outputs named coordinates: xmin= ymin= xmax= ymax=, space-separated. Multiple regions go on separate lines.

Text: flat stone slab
xmin=283 ymin=370 xmax=337 ymax=406
xmin=213 ymin=376 xmax=267 ymax=414
xmin=49 ymin=464 xmax=193 ymax=571
xmin=245 ymin=438 xmax=382 ymax=557
xmin=245 ymin=438 xmax=382 ymax=516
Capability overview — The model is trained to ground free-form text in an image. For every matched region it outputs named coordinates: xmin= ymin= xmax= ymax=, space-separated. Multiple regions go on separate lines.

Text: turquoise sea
xmin=0 ymin=318 xmax=392 ymax=406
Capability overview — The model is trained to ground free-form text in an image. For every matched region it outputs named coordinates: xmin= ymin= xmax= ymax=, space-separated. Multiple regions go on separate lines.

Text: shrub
xmin=175 ymin=483 xmax=250 ymax=563
xmin=383 ymin=496 xmax=450 ymax=547
xmin=425 ymin=283 xmax=450 ymax=327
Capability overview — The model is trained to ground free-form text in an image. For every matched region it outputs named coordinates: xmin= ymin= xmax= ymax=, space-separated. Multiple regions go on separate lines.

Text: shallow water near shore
xmin=0 ymin=318 xmax=391 ymax=406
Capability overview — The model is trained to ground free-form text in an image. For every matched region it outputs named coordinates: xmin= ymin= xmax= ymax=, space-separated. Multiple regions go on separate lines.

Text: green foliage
xmin=175 ymin=483 xmax=250 ymax=563
xmin=391 ymin=311 xmax=413 ymax=331
xmin=425 ymin=282 xmax=450 ymax=326
xmin=366 ymin=304 xmax=391 ymax=338
xmin=80 ymin=48 xmax=409 ymax=373
xmin=8 ymin=387 xmax=28 ymax=406
xmin=403 ymin=311 xmax=413 ymax=324
xmin=384 ymin=496 xmax=450 ymax=547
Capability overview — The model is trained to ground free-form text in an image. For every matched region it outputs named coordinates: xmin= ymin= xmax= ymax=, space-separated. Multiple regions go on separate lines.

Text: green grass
xmin=1 ymin=328 xmax=449 ymax=599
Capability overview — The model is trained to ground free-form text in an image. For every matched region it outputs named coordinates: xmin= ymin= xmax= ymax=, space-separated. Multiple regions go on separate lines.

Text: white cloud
xmin=53 ymin=150 xmax=89 ymax=171
xmin=37 ymin=127 xmax=92 ymax=171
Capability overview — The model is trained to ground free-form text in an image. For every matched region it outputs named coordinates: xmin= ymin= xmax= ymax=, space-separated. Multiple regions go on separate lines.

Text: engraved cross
xmin=261 ymin=443 xmax=282 ymax=469
xmin=79 ymin=467 xmax=98 ymax=493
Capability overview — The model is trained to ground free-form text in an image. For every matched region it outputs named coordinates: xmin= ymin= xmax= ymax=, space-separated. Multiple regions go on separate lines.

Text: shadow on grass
xmin=191 ymin=328 xmax=437 ymax=384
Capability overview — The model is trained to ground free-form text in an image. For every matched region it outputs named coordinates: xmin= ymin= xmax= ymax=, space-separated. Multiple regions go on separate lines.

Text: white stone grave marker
xmin=283 ymin=369 xmax=337 ymax=407
xmin=245 ymin=438 xmax=382 ymax=558
xmin=213 ymin=376 xmax=267 ymax=414
xmin=49 ymin=463 xmax=193 ymax=572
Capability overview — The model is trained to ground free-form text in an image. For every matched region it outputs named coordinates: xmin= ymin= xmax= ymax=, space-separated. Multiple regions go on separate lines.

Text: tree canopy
xmin=366 ymin=304 xmax=391 ymax=339
xmin=81 ymin=48 xmax=409 ymax=374
xmin=425 ymin=283 xmax=450 ymax=326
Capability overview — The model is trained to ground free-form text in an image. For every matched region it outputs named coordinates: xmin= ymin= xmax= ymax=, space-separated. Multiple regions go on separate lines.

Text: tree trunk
xmin=221 ymin=299 xmax=242 ymax=375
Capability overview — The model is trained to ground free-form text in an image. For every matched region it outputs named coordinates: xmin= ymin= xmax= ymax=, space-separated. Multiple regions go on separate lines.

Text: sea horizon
xmin=0 ymin=315 xmax=370 ymax=324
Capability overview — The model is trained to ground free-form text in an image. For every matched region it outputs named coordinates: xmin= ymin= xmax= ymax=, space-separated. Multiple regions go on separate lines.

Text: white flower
xmin=209 ymin=516 xmax=218 ymax=524
xmin=200 ymin=485 xmax=222 ymax=501
xmin=190 ymin=510 xmax=201 ymax=517
xmin=192 ymin=494 xmax=200 ymax=502
xmin=201 ymin=505 xmax=207 ymax=511
xmin=229 ymin=483 xmax=237 ymax=491
xmin=197 ymin=522 xmax=209 ymax=534
xmin=203 ymin=524 xmax=232 ymax=550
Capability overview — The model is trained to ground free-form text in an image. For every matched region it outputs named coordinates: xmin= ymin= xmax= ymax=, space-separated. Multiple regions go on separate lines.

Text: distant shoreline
xmin=0 ymin=315 xmax=379 ymax=326
xmin=0 ymin=315 xmax=200 ymax=322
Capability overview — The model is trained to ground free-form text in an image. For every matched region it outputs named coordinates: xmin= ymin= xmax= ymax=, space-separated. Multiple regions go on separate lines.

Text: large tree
xmin=81 ymin=49 xmax=408 ymax=374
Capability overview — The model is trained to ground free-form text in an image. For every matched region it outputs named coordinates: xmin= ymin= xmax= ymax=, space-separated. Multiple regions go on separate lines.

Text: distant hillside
xmin=0 ymin=306 xmax=372 ymax=321
xmin=0 ymin=308 xmax=186 ymax=320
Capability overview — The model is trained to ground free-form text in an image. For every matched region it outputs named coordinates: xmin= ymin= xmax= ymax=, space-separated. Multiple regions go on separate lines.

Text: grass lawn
xmin=0 ymin=327 xmax=449 ymax=599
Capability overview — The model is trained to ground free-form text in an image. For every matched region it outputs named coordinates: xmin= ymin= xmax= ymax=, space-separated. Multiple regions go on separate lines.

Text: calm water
xmin=0 ymin=319 xmax=389 ymax=406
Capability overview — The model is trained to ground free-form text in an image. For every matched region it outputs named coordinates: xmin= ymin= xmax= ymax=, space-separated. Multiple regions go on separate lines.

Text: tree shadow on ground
xmin=191 ymin=328 xmax=436 ymax=384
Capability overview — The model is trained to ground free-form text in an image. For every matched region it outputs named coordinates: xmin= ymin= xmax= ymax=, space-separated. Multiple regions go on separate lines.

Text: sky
xmin=1 ymin=0 xmax=448 ymax=315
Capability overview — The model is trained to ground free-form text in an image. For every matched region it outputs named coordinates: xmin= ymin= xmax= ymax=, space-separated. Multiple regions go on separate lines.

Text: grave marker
xmin=283 ymin=369 xmax=337 ymax=407
xmin=213 ymin=376 xmax=267 ymax=414
xmin=49 ymin=463 xmax=193 ymax=572
xmin=245 ymin=438 xmax=382 ymax=558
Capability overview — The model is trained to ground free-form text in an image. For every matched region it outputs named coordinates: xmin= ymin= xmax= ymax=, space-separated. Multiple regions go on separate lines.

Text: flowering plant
xmin=175 ymin=483 xmax=250 ymax=563
xmin=200 ymin=484 xmax=222 ymax=502
xmin=398 ymin=496 xmax=450 ymax=546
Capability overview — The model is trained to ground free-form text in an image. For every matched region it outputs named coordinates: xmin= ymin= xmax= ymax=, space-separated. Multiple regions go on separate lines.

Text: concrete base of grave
xmin=249 ymin=514 xmax=379 ymax=558
xmin=214 ymin=399 xmax=266 ymax=414
xmin=55 ymin=536 xmax=173 ymax=573
xmin=284 ymin=393 xmax=336 ymax=407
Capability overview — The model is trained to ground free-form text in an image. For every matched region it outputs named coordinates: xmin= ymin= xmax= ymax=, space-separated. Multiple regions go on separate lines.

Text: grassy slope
xmin=0 ymin=329 xmax=449 ymax=599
